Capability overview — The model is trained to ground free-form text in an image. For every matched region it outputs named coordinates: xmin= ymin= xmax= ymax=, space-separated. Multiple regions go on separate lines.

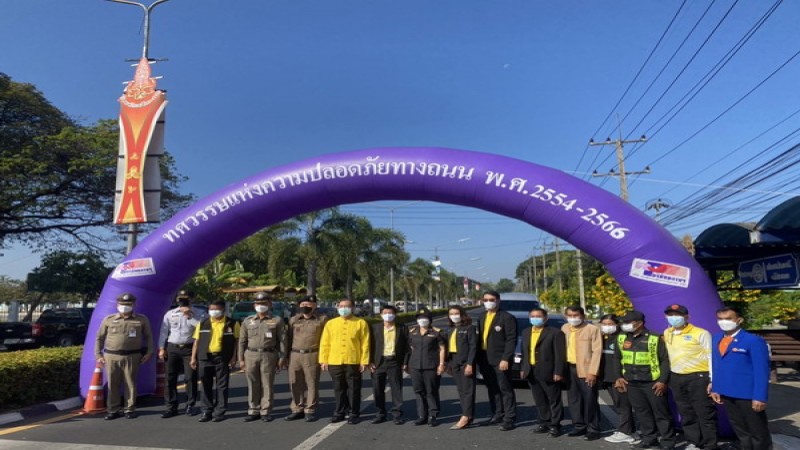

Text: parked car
xmin=0 ymin=322 xmax=37 ymax=351
xmin=32 ymin=308 xmax=94 ymax=347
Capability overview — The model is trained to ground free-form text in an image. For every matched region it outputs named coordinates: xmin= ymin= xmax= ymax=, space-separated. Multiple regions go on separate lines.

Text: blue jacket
xmin=711 ymin=329 xmax=770 ymax=402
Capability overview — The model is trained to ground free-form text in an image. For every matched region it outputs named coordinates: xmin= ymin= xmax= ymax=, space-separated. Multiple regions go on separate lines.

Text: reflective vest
xmin=618 ymin=333 xmax=660 ymax=381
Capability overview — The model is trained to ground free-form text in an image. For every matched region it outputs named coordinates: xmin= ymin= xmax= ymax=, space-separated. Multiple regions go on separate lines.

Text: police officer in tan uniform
xmin=238 ymin=292 xmax=287 ymax=422
xmin=95 ymin=293 xmax=153 ymax=420
xmin=285 ymin=295 xmax=327 ymax=422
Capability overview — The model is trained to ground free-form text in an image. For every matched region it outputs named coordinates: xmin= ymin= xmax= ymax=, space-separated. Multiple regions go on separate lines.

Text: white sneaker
xmin=604 ymin=432 xmax=636 ymax=443
xmin=684 ymin=445 xmax=701 ymax=450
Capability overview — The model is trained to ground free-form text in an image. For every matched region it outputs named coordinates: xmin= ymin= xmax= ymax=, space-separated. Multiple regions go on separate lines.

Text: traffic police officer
xmin=406 ymin=309 xmax=447 ymax=426
xmin=238 ymin=292 xmax=287 ymax=422
xmin=614 ymin=310 xmax=674 ymax=450
xmin=285 ymin=295 xmax=327 ymax=422
xmin=95 ymin=293 xmax=153 ymax=420
xmin=663 ymin=304 xmax=717 ymax=450
xmin=158 ymin=290 xmax=208 ymax=418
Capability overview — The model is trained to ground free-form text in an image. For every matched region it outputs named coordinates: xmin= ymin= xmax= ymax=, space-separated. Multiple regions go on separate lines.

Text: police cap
xmin=116 ymin=293 xmax=136 ymax=305
xmin=620 ymin=310 xmax=645 ymax=323
xmin=254 ymin=291 xmax=270 ymax=303
xmin=664 ymin=304 xmax=689 ymax=315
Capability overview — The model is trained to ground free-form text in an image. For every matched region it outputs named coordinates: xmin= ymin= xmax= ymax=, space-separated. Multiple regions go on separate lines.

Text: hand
xmin=180 ymin=307 xmax=193 ymax=317
xmin=653 ymin=382 xmax=667 ymax=396
xmin=96 ymin=357 xmax=105 ymax=367
xmin=752 ymin=400 xmax=767 ymax=412
xmin=498 ymin=360 xmax=509 ymax=371
xmin=229 ymin=360 xmax=237 ymax=369
xmin=140 ymin=354 xmax=151 ymax=364
xmin=369 ymin=364 xmax=376 ymax=374
xmin=585 ymin=374 xmax=597 ymax=387
xmin=614 ymin=378 xmax=628 ymax=393
xmin=190 ymin=359 xmax=197 ymax=370
xmin=709 ymin=392 xmax=723 ymax=404
xmin=464 ymin=364 xmax=473 ymax=377
xmin=436 ymin=364 xmax=445 ymax=376
xmin=320 ymin=363 xmax=328 ymax=372
xmin=553 ymin=374 xmax=563 ymax=383
xmin=359 ymin=364 xmax=367 ymax=373
xmin=402 ymin=365 xmax=409 ymax=374
xmin=279 ymin=358 xmax=288 ymax=370
xmin=158 ymin=349 xmax=166 ymax=361
xmin=239 ymin=361 xmax=246 ymax=370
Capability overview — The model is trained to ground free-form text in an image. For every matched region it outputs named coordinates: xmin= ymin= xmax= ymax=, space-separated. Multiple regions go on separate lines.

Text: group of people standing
xmin=95 ymin=289 xmax=772 ymax=450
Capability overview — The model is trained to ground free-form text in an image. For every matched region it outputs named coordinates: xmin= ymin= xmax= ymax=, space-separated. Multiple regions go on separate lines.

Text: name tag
xmin=129 ymin=329 xmax=137 ymax=338
xmin=514 ymin=356 xmax=522 ymax=363
xmin=266 ymin=332 xmax=273 ymax=338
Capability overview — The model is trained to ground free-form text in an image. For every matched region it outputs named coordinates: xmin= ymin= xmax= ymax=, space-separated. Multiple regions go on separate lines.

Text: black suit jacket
xmin=520 ymin=325 xmax=566 ymax=380
xmin=369 ymin=322 xmax=409 ymax=366
xmin=477 ymin=310 xmax=517 ymax=365
xmin=447 ymin=324 xmax=477 ymax=366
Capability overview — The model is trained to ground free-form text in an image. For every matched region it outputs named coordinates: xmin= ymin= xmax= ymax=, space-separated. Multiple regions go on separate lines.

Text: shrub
xmin=0 ymin=346 xmax=82 ymax=411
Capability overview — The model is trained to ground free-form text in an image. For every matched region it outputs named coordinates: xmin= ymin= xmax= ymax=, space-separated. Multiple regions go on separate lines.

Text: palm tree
xmin=188 ymin=257 xmax=254 ymax=301
xmin=356 ymin=225 xmax=408 ymax=304
xmin=404 ymin=258 xmax=436 ymax=309
xmin=294 ymin=208 xmax=360 ymax=296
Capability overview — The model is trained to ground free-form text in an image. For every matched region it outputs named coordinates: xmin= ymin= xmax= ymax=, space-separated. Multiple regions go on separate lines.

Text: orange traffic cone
xmin=153 ymin=359 xmax=166 ymax=398
xmin=83 ymin=363 xmax=106 ymax=413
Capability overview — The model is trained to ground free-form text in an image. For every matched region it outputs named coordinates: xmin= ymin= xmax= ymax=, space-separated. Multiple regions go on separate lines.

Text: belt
xmin=168 ymin=342 xmax=193 ymax=349
xmin=291 ymin=349 xmax=318 ymax=354
xmin=383 ymin=355 xmax=397 ymax=360
xmin=247 ymin=347 xmax=276 ymax=353
xmin=207 ymin=352 xmax=223 ymax=357
xmin=104 ymin=349 xmax=142 ymax=356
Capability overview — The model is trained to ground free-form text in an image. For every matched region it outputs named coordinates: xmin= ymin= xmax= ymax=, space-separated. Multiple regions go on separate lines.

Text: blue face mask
xmin=666 ymin=315 xmax=685 ymax=327
xmin=529 ymin=317 xmax=545 ymax=327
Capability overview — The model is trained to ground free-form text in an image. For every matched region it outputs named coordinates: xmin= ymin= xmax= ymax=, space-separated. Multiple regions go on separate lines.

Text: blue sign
xmin=739 ymin=254 xmax=800 ymax=289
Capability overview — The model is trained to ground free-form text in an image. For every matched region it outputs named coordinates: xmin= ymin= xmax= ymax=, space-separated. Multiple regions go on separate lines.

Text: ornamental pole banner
xmin=113 ymin=57 xmax=166 ymax=224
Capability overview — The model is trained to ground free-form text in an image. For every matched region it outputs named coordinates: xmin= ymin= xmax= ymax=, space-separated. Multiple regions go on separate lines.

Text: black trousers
xmin=372 ymin=358 xmax=403 ymax=418
xmin=604 ymin=382 xmax=634 ymax=435
xmin=329 ymin=364 xmax=362 ymax=418
xmin=165 ymin=343 xmax=198 ymax=410
xmin=527 ymin=370 xmax=563 ymax=428
xmin=199 ymin=356 xmax=230 ymax=418
xmin=627 ymin=380 xmax=675 ymax=449
xmin=567 ymin=364 xmax=600 ymax=433
xmin=450 ymin=361 xmax=476 ymax=418
xmin=671 ymin=372 xmax=717 ymax=448
xmin=477 ymin=353 xmax=516 ymax=424
xmin=722 ymin=395 xmax=772 ymax=450
xmin=410 ymin=367 xmax=441 ymax=419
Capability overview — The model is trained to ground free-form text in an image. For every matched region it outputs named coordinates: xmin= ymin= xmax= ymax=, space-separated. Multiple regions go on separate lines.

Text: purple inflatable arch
xmin=80 ymin=147 xmax=722 ymax=395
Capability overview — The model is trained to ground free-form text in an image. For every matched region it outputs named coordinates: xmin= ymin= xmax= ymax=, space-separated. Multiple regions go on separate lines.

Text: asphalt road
xmin=0 ymin=311 xmax=639 ymax=450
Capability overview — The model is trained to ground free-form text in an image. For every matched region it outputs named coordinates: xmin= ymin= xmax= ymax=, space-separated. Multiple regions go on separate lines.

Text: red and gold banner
xmin=113 ymin=57 xmax=167 ymax=224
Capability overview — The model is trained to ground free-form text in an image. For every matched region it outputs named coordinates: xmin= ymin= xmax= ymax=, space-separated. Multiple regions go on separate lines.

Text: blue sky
xmin=2 ymin=1 xmax=800 ymax=286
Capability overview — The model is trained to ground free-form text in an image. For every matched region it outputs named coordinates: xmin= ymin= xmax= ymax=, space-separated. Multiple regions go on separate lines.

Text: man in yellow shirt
xmin=190 ymin=300 xmax=240 ymax=423
xmin=319 ymin=298 xmax=370 ymax=424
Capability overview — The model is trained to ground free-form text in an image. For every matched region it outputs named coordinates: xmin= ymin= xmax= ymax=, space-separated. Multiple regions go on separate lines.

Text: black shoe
xmin=285 ymin=412 xmax=305 ymax=421
xmin=584 ymin=432 xmax=601 ymax=441
xmin=244 ymin=415 xmax=261 ymax=422
xmin=485 ymin=415 xmax=501 ymax=425
xmin=305 ymin=414 xmax=317 ymax=422
xmin=533 ymin=424 xmax=549 ymax=433
xmin=161 ymin=410 xmax=178 ymax=419
xmin=568 ymin=429 xmax=587 ymax=437
xmin=347 ymin=416 xmax=360 ymax=425
xmin=198 ymin=414 xmax=212 ymax=423
xmin=212 ymin=416 xmax=225 ymax=422
xmin=329 ymin=415 xmax=345 ymax=423
xmin=104 ymin=412 xmax=121 ymax=421
xmin=394 ymin=417 xmax=405 ymax=425
xmin=124 ymin=412 xmax=136 ymax=419
xmin=499 ymin=422 xmax=515 ymax=431
xmin=634 ymin=441 xmax=658 ymax=449
xmin=261 ymin=415 xmax=274 ymax=422
xmin=372 ymin=416 xmax=387 ymax=424
xmin=549 ymin=427 xmax=562 ymax=437
xmin=428 ymin=417 xmax=438 ymax=427
xmin=185 ymin=406 xmax=196 ymax=416
xmin=414 ymin=417 xmax=428 ymax=426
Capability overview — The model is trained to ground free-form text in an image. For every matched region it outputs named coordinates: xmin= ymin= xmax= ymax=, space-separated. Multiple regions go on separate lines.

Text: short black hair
xmin=211 ymin=300 xmax=226 ymax=308
xmin=338 ymin=298 xmax=355 ymax=307
xmin=600 ymin=314 xmax=619 ymax=323
xmin=565 ymin=305 xmax=585 ymax=316
xmin=381 ymin=305 xmax=398 ymax=314
xmin=483 ymin=290 xmax=501 ymax=300
xmin=716 ymin=306 xmax=742 ymax=318
xmin=530 ymin=306 xmax=548 ymax=316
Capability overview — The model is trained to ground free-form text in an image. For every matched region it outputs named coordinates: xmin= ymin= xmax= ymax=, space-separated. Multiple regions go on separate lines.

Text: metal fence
xmin=0 ymin=302 xmax=82 ymax=322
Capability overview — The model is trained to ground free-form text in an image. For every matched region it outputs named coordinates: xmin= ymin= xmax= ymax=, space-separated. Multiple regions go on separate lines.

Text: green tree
xmin=187 ymin=257 xmax=254 ymax=302
xmin=25 ymin=250 xmax=111 ymax=318
xmin=495 ymin=278 xmax=515 ymax=293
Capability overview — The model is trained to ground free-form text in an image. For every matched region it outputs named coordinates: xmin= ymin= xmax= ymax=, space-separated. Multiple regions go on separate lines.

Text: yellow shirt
xmin=529 ymin=327 xmax=542 ymax=366
xmin=482 ymin=311 xmax=496 ymax=350
xmin=567 ymin=326 xmax=578 ymax=364
xmin=319 ymin=316 xmax=370 ymax=365
xmin=663 ymin=323 xmax=712 ymax=374
xmin=383 ymin=326 xmax=396 ymax=356
xmin=192 ymin=318 xmax=240 ymax=353
xmin=449 ymin=329 xmax=457 ymax=353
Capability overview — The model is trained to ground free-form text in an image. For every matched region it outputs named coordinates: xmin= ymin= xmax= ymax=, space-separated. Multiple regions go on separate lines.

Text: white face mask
xmin=417 ymin=318 xmax=431 ymax=328
xmin=209 ymin=310 xmax=223 ymax=319
xmin=337 ymin=307 xmax=352 ymax=317
xmin=117 ymin=305 xmax=133 ymax=314
xmin=567 ymin=317 xmax=583 ymax=327
xmin=255 ymin=305 xmax=269 ymax=313
xmin=449 ymin=315 xmax=462 ymax=324
xmin=483 ymin=301 xmax=497 ymax=311
xmin=718 ymin=319 xmax=739 ymax=332
xmin=381 ymin=313 xmax=396 ymax=322
xmin=621 ymin=323 xmax=635 ymax=333
xmin=600 ymin=325 xmax=617 ymax=335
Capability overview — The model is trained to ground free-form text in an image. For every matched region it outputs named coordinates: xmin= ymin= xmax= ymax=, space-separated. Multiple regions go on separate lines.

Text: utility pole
xmin=531 ymin=250 xmax=539 ymax=296
xmin=554 ymin=238 xmax=563 ymax=294
xmin=541 ymin=242 xmax=548 ymax=291
xmin=576 ymin=249 xmax=586 ymax=310
xmin=590 ymin=133 xmax=650 ymax=202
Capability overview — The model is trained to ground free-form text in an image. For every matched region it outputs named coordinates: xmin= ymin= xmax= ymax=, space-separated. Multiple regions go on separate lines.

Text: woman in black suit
xmin=446 ymin=305 xmax=477 ymax=429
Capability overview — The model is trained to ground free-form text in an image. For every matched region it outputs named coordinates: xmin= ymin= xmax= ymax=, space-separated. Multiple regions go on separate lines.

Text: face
xmin=600 ymin=318 xmax=617 ymax=327
xmin=300 ymin=301 xmax=315 ymax=311
xmin=482 ymin=294 xmax=498 ymax=304
xmin=381 ymin=308 xmax=395 ymax=317
xmin=716 ymin=310 xmax=741 ymax=324
xmin=338 ymin=300 xmax=354 ymax=309
xmin=209 ymin=305 xmax=224 ymax=313
xmin=529 ymin=311 xmax=546 ymax=320
xmin=449 ymin=308 xmax=461 ymax=318
xmin=565 ymin=310 xmax=584 ymax=320
xmin=625 ymin=320 xmax=643 ymax=330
